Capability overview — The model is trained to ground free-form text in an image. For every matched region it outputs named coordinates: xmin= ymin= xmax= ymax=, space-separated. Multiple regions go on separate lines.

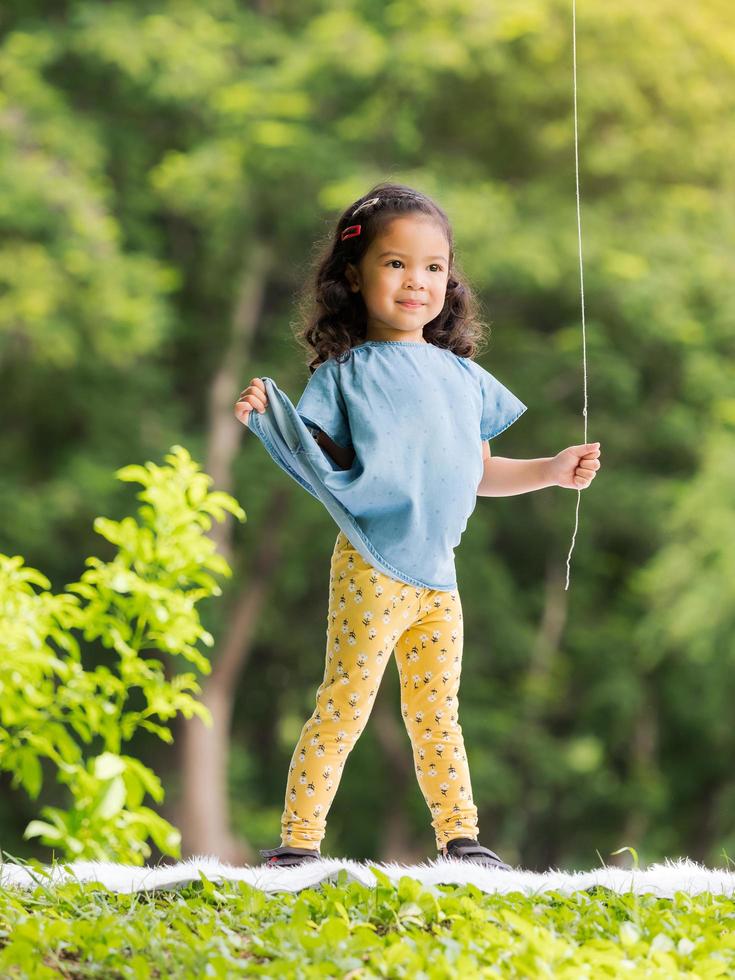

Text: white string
xmin=564 ymin=0 xmax=589 ymax=591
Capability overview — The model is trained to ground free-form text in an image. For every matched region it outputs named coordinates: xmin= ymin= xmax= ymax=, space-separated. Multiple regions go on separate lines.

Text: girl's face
xmin=346 ymin=216 xmax=450 ymax=342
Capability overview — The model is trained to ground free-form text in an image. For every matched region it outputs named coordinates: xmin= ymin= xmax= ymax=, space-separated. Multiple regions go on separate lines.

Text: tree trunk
xmin=619 ymin=685 xmax=658 ymax=863
xmin=518 ymin=554 xmax=568 ymax=870
xmin=176 ymin=495 xmax=289 ymax=863
xmin=205 ymin=241 xmax=272 ymax=568
xmin=692 ymin=778 xmax=728 ymax=865
xmin=176 ymin=242 xmax=284 ymax=863
xmin=524 ymin=555 xmax=568 ymax=719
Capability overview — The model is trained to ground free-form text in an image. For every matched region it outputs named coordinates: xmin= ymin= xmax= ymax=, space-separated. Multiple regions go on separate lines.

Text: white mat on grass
xmin=2 ymin=856 xmax=734 ymax=898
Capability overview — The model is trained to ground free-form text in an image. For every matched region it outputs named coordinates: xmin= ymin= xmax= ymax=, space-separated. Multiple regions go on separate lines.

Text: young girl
xmin=234 ymin=182 xmax=601 ymax=869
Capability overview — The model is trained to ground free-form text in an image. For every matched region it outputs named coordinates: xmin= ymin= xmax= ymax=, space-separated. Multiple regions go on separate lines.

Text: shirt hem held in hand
xmin=246 ymin=341 xmax=527 ymax=591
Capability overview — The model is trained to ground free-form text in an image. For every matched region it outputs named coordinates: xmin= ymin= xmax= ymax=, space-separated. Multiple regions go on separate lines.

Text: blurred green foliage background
xmin=1 ymin=0 xmax=733 ymax=871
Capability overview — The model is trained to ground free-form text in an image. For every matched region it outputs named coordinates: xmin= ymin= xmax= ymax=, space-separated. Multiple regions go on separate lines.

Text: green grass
xmin=1 ymin=864 xmax=735 ymax=978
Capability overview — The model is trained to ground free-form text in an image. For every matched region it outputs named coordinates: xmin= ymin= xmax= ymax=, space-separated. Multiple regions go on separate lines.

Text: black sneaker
xmin=440 ymin=837 xmax=511 ymax=871
xmin=260 ymin=844 xmax=322 ymax=868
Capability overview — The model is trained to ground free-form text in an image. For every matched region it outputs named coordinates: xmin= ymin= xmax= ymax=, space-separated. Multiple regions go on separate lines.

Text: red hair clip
xmin=341 ymin=224 xmax=361 ymax=241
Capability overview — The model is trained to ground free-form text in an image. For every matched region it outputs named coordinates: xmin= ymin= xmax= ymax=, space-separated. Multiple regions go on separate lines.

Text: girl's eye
xmin=387 ymin=260 xmax=443 ymax=271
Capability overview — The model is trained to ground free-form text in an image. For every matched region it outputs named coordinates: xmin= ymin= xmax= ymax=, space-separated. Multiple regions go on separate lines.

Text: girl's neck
xmin=363 ymin=336 xmax=428 ymax=344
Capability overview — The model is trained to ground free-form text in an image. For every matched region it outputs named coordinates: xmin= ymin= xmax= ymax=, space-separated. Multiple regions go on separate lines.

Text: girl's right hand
xmin=234 ymin=378 xmax=268 ymax=425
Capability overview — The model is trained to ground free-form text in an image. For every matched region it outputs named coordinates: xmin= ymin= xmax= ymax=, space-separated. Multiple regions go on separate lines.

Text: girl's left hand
xmin=548 ymin=442 xmax=601 ymax=489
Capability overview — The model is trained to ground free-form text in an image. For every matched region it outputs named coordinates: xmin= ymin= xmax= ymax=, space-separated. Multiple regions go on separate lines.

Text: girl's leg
xmin=280 ymin=531 xmax=419 ymax=849
xmin=394 ymin=587 xmax=480 ymax=850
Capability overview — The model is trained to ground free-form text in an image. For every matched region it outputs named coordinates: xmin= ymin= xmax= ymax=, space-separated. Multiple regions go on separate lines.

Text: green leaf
xmin=115 ymin=464 xmax=151 ymax=485
xmin=93 ymin=775 xmax=127 ymax=820
xmin=93 ymin=752 xmax=126 ymax=780
xmin=19 ymin=752 xmax=43 ymax=798
xmin=23 ymin=820 xmax=62 ymax=842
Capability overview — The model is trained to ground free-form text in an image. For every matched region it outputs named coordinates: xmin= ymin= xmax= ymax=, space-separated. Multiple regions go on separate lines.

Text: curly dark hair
xmin=292 ymin=181 xmax=489 ymax=373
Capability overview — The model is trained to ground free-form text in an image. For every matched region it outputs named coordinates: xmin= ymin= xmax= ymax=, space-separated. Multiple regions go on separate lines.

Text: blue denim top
xmin=246 ymin=341 xmax=527 ymax=590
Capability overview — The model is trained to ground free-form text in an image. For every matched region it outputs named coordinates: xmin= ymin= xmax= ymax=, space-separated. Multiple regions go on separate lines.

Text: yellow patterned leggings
xmin=281 ymin=530 xmax=480 ymax=852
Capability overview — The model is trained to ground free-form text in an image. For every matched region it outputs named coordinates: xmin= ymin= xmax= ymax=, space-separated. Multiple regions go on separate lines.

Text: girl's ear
xmin=345 ymin=262 xmax=360 ymax=293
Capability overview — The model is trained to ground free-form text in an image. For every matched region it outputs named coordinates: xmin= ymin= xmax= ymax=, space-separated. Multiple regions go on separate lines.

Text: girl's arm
xmin=477 ymin=441 xmax=601 ymax=496
xmin=313 ymin=429 xmax=355 ymax=470
xmin=477 ymin=455 xmax=556 ymax=496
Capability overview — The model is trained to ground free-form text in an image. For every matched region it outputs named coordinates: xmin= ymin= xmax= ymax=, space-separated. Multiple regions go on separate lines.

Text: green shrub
xmin=0 ymin=445 xmax=245 ymax=865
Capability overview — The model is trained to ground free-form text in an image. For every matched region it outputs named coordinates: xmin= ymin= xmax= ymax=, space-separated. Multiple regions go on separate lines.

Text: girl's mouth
xmin=397 ymin=301 xmax=423 ymax=309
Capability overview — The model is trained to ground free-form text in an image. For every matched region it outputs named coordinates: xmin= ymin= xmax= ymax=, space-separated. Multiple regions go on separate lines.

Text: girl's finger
xmin=238 ymin=381 xmax=265 ymax=398
xmin=235 ymin=396 xmax=266 ymax=414
xmin=237 ymin=387 xmax=268 ymax=409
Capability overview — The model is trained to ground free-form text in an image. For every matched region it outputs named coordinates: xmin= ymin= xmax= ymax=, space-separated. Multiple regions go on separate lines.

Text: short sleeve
xmin=296 ymin=359 xmax=353 ymax=450
xmin=474 ymin=362 xmax=528 ymax=440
